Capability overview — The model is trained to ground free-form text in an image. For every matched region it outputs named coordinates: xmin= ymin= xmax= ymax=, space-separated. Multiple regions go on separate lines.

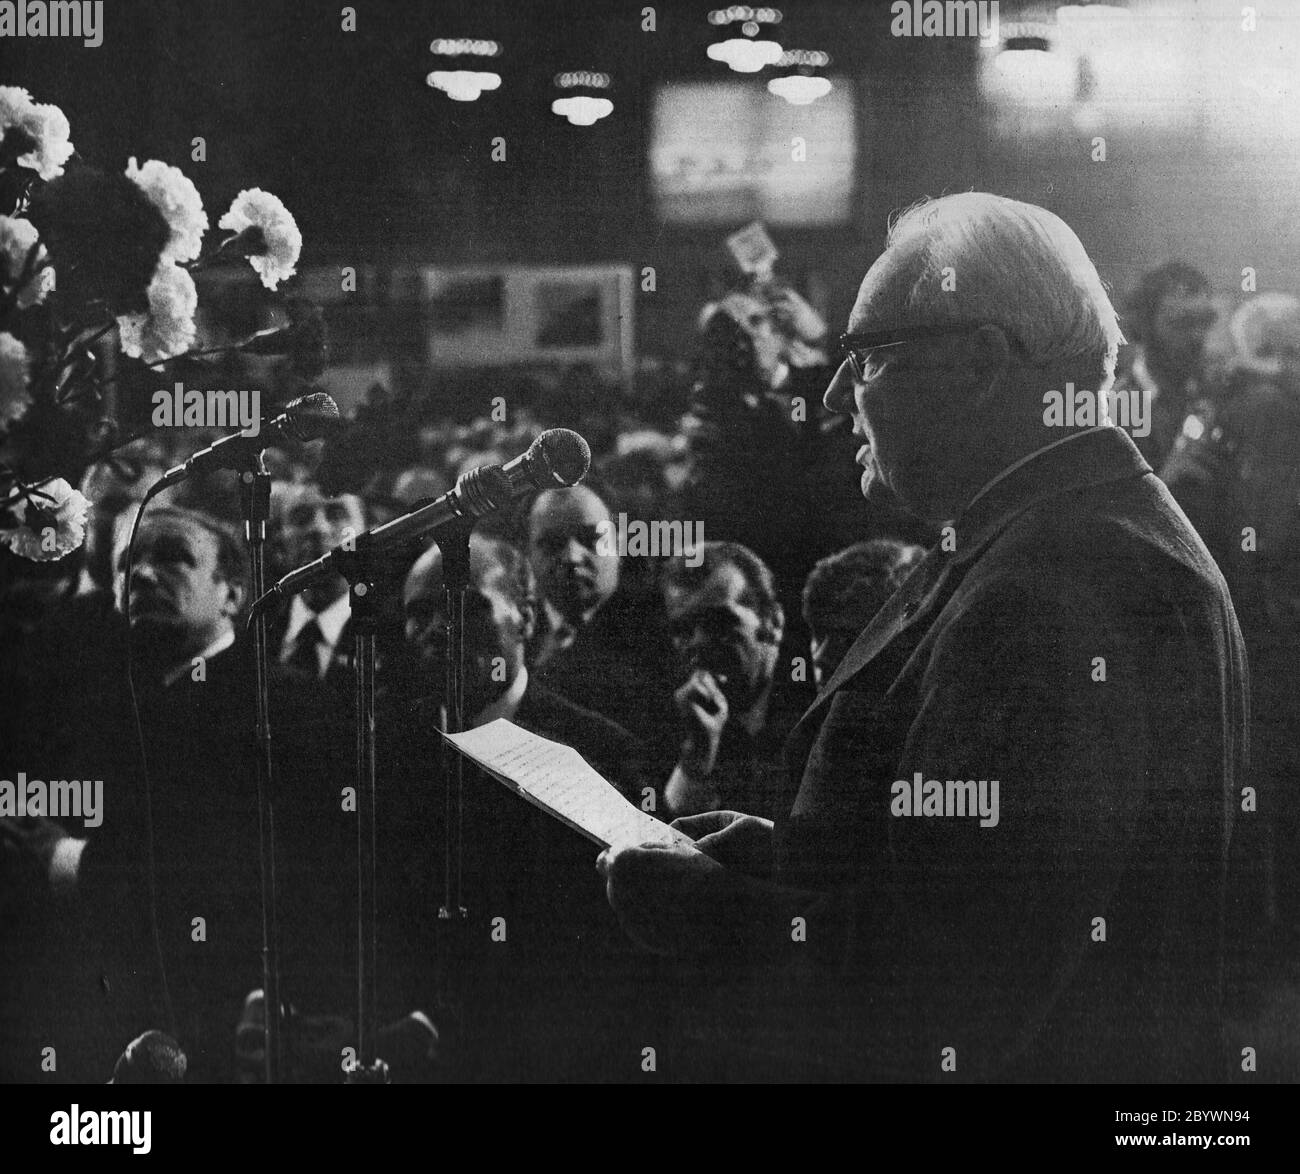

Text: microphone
xmin=258 ymin=428 xmax=590 ymax=606
xmin=155 ymin=391 xmax=341 ymax=489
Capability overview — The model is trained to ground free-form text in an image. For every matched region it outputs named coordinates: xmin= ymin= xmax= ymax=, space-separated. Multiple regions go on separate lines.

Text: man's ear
xmin=222 ymin=579 xmax=246 ymax=619
xmin=762 ymin=602 xmax=785 ymax=646
xmin=518 ymin=597 xmax=537 ymax=642
xmin=970 ymin=324 xmax=1013 ymax=407
xmin=972 ymin=323 xmax=1013 ymax=368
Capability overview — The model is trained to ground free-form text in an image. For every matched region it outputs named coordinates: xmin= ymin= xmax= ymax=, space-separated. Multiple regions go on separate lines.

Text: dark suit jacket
xmin=38 ymin=642 xmax=265 ymax=1083
xmin=759 ymin=426 xmax=1248 ymax=1082
xmin=530 ymin=589 xmax=680 ymax=772
xmin=383 ymin=681 xmax=659 ymax=1079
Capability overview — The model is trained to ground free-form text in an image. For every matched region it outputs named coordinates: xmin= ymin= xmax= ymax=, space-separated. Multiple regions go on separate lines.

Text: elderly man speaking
xmin=599 ymin=193 xmax=1250 ymax=1083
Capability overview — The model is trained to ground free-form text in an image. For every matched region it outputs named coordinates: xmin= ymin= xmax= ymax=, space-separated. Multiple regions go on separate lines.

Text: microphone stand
xmin=239 ymin=453 xmax=284 ymax=1086
xmin=441 ymin=521 xmax=472 ymax=919
xmin=424 ymin=520 xmax=479 ymax=1073
xmin=335 ymin=533 xmax=390 ymax=1085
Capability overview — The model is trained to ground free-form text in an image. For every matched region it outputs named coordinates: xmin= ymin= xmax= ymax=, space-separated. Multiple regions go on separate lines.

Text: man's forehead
xmin=531 ymin=488 xmax=609 ymax=531
xmin=847 ymin=241 xmax=925 ymax=334
xmin=666 ymin=563 xmax=749 ymax=615
xmin=1159 ymin=285 xmax=1211 ymax=310
xmin=138 ymin=515 xmax=210 ymax=552
xmin=281 ymin=484 xmax=361 ymax=513
xmin=404 ymin=543 xmax=509 ymax=604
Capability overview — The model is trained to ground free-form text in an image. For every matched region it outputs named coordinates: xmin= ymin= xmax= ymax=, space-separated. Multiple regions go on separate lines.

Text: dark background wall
xmin=8 ymin=0 xmax=1295 ymax=357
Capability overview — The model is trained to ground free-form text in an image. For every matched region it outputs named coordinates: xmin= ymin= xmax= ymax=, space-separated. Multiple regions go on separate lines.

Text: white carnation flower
xmin=218 ymin=188 xmax=301 ymax=290
xmin=0 ymin=330 xmax=31 ymax=425
xmin=0 ymin=215 xmax=53 ymax=308
xmin=125 ymin=156 xmax=208 ymax=264
xmin=1 ymin=477 xmax=90 ymax=562
xmin=116 ymin=263 xmax=198 ymax=365
xmin=0 ymin=87 xmax=74 ymax=181
xmin=0 ymin=87 xmax=34 ymax=119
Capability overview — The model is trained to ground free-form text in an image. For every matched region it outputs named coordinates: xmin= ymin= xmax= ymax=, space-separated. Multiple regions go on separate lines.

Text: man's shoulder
xmin=958 ymin=471 xmax=1231 ymax=633
xmin=519 ymin=683 xmax=638 ymax=751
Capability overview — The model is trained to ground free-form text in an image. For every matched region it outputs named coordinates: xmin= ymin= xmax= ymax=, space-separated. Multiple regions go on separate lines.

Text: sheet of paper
xmin=442 ymin=719 xmax=694 ymax=851
xmin=726 ymin=220 xmax=778 ymax=278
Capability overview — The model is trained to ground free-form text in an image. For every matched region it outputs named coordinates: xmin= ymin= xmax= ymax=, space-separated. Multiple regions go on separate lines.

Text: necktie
xmin=286 ymin=617 xmax=325 ymax=678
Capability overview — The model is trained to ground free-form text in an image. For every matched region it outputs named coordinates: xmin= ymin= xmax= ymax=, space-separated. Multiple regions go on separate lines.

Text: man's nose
xmin=684 ymin=623 xmax=712 ymax=654
xmin=824 ymin=360 xmax=855 ymax=414
xmin=560 ymin=537 xmax=587 ymax=564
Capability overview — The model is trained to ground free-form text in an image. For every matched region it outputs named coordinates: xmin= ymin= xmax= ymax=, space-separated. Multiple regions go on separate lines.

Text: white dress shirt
xmin=279 ymin=592 xmax=352 ymax=678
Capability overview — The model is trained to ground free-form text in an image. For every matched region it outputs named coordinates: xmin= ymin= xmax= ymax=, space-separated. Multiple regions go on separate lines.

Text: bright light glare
xmin=427 ymin=70 xmax=502 ymax=101
xmin=767 ymin=75 xmax=833 ymax=105
xmin=991 ymin=49 xmax=1075 ymax=107
xmin=707 ymin=38 xmax=784 ymax=72
xmin=552 ymin=96 xmax=614 ymax=126
xmin=1054 ymin=5 xmax=1131 ymax=27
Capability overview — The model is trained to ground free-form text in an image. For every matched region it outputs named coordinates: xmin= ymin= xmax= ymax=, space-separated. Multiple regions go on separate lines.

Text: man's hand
xmin=675 ymin=668 xmax=729 ymax=778
xmin=672 ymin=810 xmax=775 ymax=879
xmin=596 ymin=840 xmax=728 ymax=956
xmin=769 ymin=287 xmax=827 ymax=345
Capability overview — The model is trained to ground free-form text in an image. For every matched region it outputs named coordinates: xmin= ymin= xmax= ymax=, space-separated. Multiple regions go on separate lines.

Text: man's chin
xmin=129 ymin=620 xmax=187 ymax=664
xmin=131 ymin=613 xmax=181 ymax=634
xmin=557 ymin=589 xmax=597 ymax=620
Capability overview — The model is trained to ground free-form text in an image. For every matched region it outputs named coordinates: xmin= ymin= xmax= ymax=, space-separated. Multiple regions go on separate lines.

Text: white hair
xmin=884 ymin=193 xmax=1125 ymax=388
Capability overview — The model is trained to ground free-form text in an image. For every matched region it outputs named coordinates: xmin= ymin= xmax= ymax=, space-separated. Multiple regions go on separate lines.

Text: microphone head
xmin=532 ymin=428 xmax=590 ymax=488
xmin=281 ymin=392 xmax=341 ymax=443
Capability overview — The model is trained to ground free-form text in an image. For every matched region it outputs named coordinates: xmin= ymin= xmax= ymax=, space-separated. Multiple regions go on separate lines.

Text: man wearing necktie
xmin=270 ymin=481 xmax=368 ymax=688
xmin=597 ymin=193 xmax=1251 ymax=1083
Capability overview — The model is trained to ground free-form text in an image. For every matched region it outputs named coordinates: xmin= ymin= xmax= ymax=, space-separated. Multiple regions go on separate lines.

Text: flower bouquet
xmin=0 ymin=84 xmax=323 ymax=563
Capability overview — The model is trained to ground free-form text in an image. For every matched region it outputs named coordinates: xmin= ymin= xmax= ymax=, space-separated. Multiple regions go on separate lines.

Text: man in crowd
xmin=1111 ymin=261 xmax=1219 ymax=468
xmin=269 ymin=480 xmax=368 ymax=688
xmin=598 ymin=193 xmax=1250 ymax=1083
xmin=400 ymin=532 xmax=644 ymax=796
xmin=391 ymin=534 xmax=655 ymax=1080
xmin=802 ymin=538 xmax=925 ymax=689
xmin=660 ymin=542 xmax=791 ymax=820
xmin=3 ymin=506 xmax=262 ymax=1082
xmin=526 ymin=483 xmax=677 ymax=764
xmin=526 ymin=483 xmax=620 ymax=671
xmin=1162 ymin=292 xmax=1300 ymax=958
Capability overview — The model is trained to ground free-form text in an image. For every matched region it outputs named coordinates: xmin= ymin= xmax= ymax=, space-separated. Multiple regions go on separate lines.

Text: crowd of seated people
xmin=2 ymin=262 xmax=1297 ymax=1081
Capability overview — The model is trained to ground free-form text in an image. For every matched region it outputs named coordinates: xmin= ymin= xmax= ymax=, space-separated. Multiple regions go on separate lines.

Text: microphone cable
xmin=120 ymin=480 xmax=177 ymax=1039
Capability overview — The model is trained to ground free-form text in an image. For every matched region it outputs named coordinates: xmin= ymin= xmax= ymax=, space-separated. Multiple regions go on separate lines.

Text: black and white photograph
xmin=0 ymin=0 xmax=1294 ymax=1148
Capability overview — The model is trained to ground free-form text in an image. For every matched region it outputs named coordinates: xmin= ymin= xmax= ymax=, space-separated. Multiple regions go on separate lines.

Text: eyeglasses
xmin=838 ymin=321 xmax=1017 ymax=382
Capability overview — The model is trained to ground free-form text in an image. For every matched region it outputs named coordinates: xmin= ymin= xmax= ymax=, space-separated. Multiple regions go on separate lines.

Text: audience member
xmin=802 ymin=539 xmax=925 ymax=688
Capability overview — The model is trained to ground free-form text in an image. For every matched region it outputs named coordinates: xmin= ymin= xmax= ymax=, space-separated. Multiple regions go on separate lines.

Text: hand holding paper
xmin=441 ymin=719 xmax=694 ymax=851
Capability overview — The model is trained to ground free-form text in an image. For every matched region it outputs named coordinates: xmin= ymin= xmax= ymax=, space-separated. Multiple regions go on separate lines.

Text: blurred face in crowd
xmin=274 ymin=482 xmax=366 ymax=607
xmin=665 ymin=562 xmax=783 ymax=714
xmin=118 ymin=515 xmax=242 ymax=661
xmin=527 ymin=486 xmax=619 ymax=626
xmin=402 ymin=537 xmax=535 ymax=716
xmin=277 ymin=483 xmax=366 ymax=565
xmin=1151 ymin=284 xmax=1216 ymax=367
